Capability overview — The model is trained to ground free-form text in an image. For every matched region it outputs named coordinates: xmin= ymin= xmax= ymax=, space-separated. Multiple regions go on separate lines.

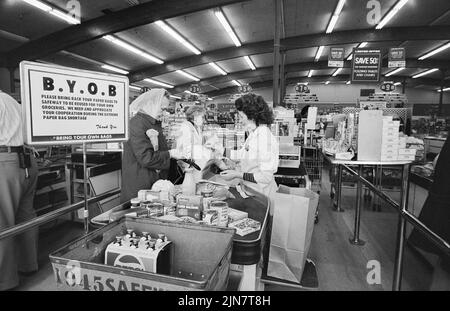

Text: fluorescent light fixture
xmin=49 ymin=9 xmax=80 ymax=24
xmin=184 ymin=90 xmax=193 ymax=94
xmin=394 ymin=82 xmax=402 ymax=86
xmin=22 ymin=0 xmax=52 ymax=12
xmin=437 ymin=87 xmax=450 ymax=92
xmin=418 ymin=42 xmax=450 ymax=60
xmin=155 ymin=20 xmax=201 ymax=55
xmin=170 ymin=95 xmax=181 ymax=99
xmin=359 ymin=42 xmax=368 ymax=48
xmin=326 ymin=0 xmax=346 ymax=33
xmin=315 ymin=46 xmax=325 ymax=62
xmin=232 ymin=80 xmax=241 ymax=86
xmin=385 ymin=67 xmax=405 ymax=77
xmin=376 ymin=0 xmax=409 ymax=30
xmin=347 ymin=42 xmax=368 ymax=60
xmin=325 ymin=81 xmax=330 ymax=85
xmin=129 ymin=85 xmax=141 ymax=91
xmin=103 ymin=35 xmax=163 ymax=64
xmin=332 ymin=68 xmax=342 ymax=76
xmin=209 ymin=62 xmax=227 ymax=75
xmin=308 ymin=70 xmax=314 ymax=78
xmin=303 ymin=82 xmax=309 ymax=86
xmin=144 ymin=78 xmax=174 ymax=89
xmin=101 ymin=64 xmax=129 ymax=75
xmin=176 ymin=70 xmax=200 ymax=81
xmin=346 ymin=80 xmax=351 ymax=84
xmin=215 ymin=8 xmax=241 ymax=47
xmin=412 ymin=68 xmax=439 ymax=79
xmin=244 ymin=56 xmax=256 ymax=70
xmin=207 ymin=98 xmax=213 ymax=101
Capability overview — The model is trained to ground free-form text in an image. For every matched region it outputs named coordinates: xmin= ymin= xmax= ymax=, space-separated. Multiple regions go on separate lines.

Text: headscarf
xmin=129 ymin=88 xmax=167 ymax=119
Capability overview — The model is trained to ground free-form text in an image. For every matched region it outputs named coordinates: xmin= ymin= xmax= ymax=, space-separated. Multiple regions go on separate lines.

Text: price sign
xmin=388 ymin=47 xmax=406 ymax=68
xmin=351 ymin=49 xmax=382 ymax=82
xmin=380 ymin=81 xmax=396 ymax=92
xmin=238 ymin=84 xmax=252 ymax=93
xmin=295 ymin=84 xmax=309 ymax=93
xmin=189 ymin=84 xmax=200 ymax=93
xmin=328 ymin=47 xmax=345 ymax=68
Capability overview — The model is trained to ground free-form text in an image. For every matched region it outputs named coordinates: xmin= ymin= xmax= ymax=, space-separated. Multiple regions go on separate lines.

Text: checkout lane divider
xmin=0 ymin=189 xmax=121 ymax=242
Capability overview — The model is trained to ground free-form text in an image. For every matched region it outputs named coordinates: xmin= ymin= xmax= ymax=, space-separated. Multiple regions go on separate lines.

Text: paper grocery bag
xmin=267 ymin=185 xmax=319 ymax=283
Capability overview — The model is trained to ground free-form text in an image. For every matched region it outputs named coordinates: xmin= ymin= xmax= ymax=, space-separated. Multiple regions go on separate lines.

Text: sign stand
xmin=82 ymin=142 xmax=89 ymax=234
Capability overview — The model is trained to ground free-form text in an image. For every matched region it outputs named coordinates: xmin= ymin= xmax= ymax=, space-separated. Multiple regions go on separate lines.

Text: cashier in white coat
xmin=174 ymin=106 xmax=224 ymax=181
xmin=220 ymin=94 xmax=279 ymax=213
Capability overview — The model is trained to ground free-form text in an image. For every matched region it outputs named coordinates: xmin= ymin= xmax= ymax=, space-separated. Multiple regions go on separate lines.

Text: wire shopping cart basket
xmin=301 ymin=146 xmax=323 ymax=194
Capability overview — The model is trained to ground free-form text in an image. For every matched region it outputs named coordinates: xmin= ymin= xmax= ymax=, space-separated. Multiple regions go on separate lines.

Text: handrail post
xmin=392 ymin=164 xmax=410 ymax=291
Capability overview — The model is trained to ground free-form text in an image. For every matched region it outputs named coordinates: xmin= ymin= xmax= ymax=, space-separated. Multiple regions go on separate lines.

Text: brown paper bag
xmin=267 ymin=185 xmax=319 ymax=283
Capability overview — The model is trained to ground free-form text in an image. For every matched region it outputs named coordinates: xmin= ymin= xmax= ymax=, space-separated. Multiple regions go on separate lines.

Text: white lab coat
xmin=237 ymin=125 xmax=279 ymax=203
xmin=175 ymin=120 xmax=223 ymax=181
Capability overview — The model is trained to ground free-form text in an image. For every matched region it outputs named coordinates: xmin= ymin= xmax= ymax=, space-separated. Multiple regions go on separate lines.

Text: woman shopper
xmin=120 ymin=89 xmax=183 ymax=203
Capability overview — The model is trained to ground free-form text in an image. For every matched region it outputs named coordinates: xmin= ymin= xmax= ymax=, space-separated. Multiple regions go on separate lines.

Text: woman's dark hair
xmin=234 ymin=93 xmax=274 ymax=126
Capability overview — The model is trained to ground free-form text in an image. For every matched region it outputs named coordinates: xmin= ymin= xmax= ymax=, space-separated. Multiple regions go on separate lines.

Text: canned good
xmin=148 ymin=203 xmax=164 ymax=217
xmin=202 ymin=209 xmax=219 ymax=226
xmin=201 ymin=190 xmax=214 ymax=211
xmin=209 ymin=201 xmax=229 ymax=227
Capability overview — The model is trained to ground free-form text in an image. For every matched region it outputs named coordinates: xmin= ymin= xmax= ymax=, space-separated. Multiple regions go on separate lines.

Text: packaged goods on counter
xmin=137 ymin=190 xmax=161 ymax=202
xmin=209 ymin=201 xmax=229 ymax=227
xmin=104 ymin=230 xmax=172 ymax=274
xmin=228 ymin=218 xmax=261 ymax=236
xmin=202 ymin=209 xmax=219 ymax=225
xmin=175 ymin=206 xmax=202 ymax=221
xmin=140 ymin=201 xmax=164 ymax=218
xmin=227 ymin=208 xmax=248 ymax=223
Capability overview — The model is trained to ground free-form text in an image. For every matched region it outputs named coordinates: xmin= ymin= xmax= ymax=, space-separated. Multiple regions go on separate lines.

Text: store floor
xmin=15 ymin=168 xmax=434 ymax=291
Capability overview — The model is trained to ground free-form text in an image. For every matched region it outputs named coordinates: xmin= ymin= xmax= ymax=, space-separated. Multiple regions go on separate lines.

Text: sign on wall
xmin=328 ymin=47 xmax=345 ymax=68
xmin=388 ymin=47 xmax=406 ymax=68
xmin=20 ymin=61 xmax=129 ymax=145
xmin=351 ymin=49 xmax=381 ymax=82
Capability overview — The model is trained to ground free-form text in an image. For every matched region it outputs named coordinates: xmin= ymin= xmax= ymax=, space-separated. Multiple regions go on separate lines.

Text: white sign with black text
xmin=20 ymin=61 xmax=129 ymax=145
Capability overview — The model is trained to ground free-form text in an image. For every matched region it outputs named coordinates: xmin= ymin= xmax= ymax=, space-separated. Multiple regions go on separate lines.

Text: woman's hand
xmin=219 ymin=170 xmax=243 ymax=181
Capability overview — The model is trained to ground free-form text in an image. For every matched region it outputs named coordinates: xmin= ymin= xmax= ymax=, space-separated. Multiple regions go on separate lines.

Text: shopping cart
xmin=300 ymin=146 xmax=323 ymax=223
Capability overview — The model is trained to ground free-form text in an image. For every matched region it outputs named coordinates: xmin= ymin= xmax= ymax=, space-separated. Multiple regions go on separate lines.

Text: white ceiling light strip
xmin=346 ymin=81 xmax=351 ymax=84
xmin=176 ymin=70 xmax=200 ymax=81
xmin=418 ymin=42 xmax=450 ymax=60
xmin=21 ymin=0 xmax=80 ymax=24
xmin=144 ymin=78 xmax=174 ymax=89
xmin=308 ymin=70 xmax=314 ymax=78
xmin=437 ymin=87 xmax=450 ymax=92
xmin=170 ymin=95 xmax=182 ymax=99
xmin=376 ymin=0 xmax=409 ymax=30
xmin=155 ymin=20 xmax=201 ymax=55
xmin=385 ymin=67 xmax=405 ymax=77
xmin=326 ymin=0 xmax=346 ymax=33
xmin=315 ymin=46 xmax=325 ymax=62
xmin=215 ymin=8 xmax=241 ymax=47
xmin=101 ymin=64 xmax=129 ymax=75
xmin=412 ymin=68 xmax=439 ymax=79
xmin=209 ymin=62 xmax=228 ymax=75
xmin=325 ymin=81 xmax=330 ymax=85
xmin=332 ymin=68 xmax=342 ymax=76
xmin=103 ymin=35 xmax=163 ymax=64
xmin=232 ymin=80 xmax=241 ymax=86
xmin=244 ymin=56 xmax=256 ymax=70
xmin=347 ymin=42 xmax=368 ymax=60
xmin=394 ymin=82 xmax=402 ymax=86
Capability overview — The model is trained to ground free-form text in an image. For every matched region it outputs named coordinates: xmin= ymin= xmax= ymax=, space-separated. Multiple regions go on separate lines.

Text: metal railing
xmin=342 ymin=164 xmax=450 ymax=291
xmin=0 ymin=189 xmax=120 ymax=242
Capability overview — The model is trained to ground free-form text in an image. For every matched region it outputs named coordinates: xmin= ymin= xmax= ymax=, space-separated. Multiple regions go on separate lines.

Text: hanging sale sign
xmin=388 ymin=47 xmax=406 ymax=68
xmin=295 ymin=84 xmax=309 ymax=93
xmin=238 ymin=84 xmax=252 ymax=93
xmin=20 ymin=61 xmax=129 ymax=145
xmin=380 ymin=81 xmax=396 ymax=92
xmin=351 ymin=49 xmax=381 ymax=82
xmin=328 ymin=47 xmax=345 ymax=68
xmin=189 ymin=84 xmax=200 ymax=93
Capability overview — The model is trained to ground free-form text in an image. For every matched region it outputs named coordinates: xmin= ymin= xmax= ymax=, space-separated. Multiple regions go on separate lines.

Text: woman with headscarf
xmin=120 ymin=89 xmax=182 ymax=203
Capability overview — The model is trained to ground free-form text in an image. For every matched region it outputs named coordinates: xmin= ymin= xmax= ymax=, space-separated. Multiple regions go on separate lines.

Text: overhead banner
xmin=388 ymin=47 xmax=406 ymax=68
xmin=20 ymin=61 xmax=129 ymax=145
xmin=328 ymin=47 xmax=345 ymax=68
xmin=351 ymin=49 xmax=382 ymax=82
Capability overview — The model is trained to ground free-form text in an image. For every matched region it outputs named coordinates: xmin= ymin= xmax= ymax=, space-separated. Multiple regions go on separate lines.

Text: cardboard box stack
xmin=381 ymin=116 xmax=416 ymax=161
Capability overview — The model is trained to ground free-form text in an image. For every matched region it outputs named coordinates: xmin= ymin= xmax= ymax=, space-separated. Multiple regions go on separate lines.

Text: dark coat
xmin=120 ymin=112 xmax=170 ymax=203
xmin=409 ymin=135 xmax=450 ymax=269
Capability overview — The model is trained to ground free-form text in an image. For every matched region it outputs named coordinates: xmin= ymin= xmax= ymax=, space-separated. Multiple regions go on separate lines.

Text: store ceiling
xmin=1 ymin=0 xmax=450 ymax=98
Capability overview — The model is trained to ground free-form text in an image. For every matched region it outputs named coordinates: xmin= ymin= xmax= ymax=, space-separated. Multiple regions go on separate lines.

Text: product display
xmin=228 ymin=218 xmax=261 ymax=236
xmin=104 ymin=230 xmax=172 ymax=274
